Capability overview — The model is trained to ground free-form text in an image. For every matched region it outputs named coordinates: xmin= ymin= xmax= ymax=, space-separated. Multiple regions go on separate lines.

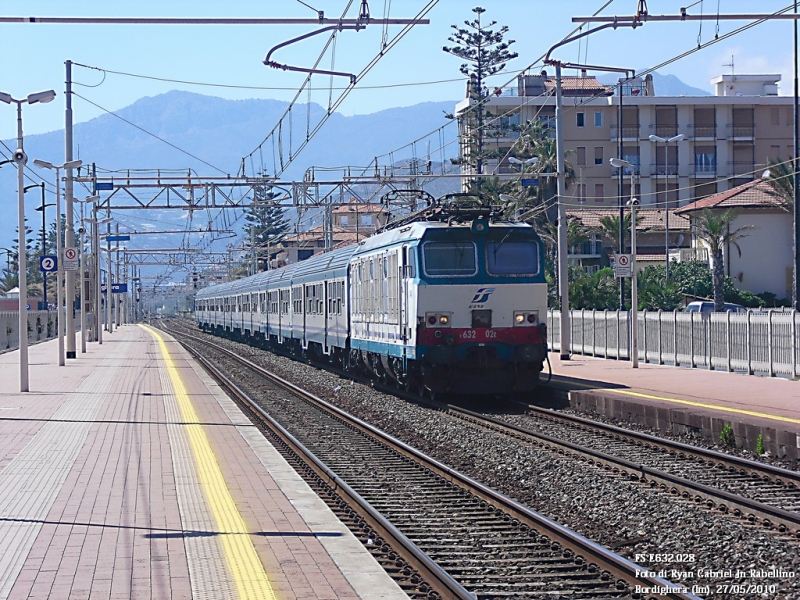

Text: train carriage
xmin=195 ymin=195 xmax=548 ymax=396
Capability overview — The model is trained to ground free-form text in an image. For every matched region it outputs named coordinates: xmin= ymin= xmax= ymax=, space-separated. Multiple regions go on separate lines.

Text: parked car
xmin=684 ymin=301 xmax=746 ymax=313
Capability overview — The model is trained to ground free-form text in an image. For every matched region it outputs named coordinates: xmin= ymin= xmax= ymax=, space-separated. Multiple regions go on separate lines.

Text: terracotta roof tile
xmin=567 ymin=208 xmax=691 ymax=231
xmin=544 ymin=76 xmax=608 ymax=92
xmin=674 ymin=179 xmax=788 ymax=214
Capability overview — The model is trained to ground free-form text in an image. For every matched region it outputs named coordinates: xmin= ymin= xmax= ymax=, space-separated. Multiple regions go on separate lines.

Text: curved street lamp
xmin=649 ymin=133 xmax=685 ymax=280
xmin=0 ymin=89 xmax=57 ymax=391
xmin=33 ymin=157 xmax=82 ymax=366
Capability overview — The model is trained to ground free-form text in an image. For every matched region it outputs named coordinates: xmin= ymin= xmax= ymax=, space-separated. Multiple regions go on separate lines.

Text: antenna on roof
xmin=723 ymin=55 xmax=735 ymax=80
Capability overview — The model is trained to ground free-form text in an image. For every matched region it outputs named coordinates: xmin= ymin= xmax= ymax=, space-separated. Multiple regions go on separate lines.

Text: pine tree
xmin=443 ymin=7 xmax=517 ymax=190
xmin=244 ymin=179 xmax=289 ymax=271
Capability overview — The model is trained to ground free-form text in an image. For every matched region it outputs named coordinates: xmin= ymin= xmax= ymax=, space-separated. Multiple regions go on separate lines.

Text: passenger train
xmin=194 ymin=195 xmax=549 ymax=395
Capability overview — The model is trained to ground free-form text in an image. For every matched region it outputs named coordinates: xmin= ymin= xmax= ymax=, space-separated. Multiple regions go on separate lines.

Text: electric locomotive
xmin=195 ymin=193 xmax=548 ymax=395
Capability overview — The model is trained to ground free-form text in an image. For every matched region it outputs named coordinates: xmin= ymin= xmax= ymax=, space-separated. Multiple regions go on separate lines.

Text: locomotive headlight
xmin=514 ymin=311 xmax=538 ymax=326
xmin=425 ymin=312 xmax=451 ymax=327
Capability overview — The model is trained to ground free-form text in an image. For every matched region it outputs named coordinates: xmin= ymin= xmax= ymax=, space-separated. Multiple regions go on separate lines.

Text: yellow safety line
xmin=554 ymin=376 xmax=800 ymax=425
xmin=142 ymin=325 xmax=277 ymax=600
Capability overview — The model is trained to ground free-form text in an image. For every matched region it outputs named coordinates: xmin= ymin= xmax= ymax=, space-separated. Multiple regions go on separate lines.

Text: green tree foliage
xmin=568 ymin=266 xmax=620 ymax=310
xmin=691 ymin=209 xmax=753 ymax=312
xmin=764 ymin=157 xmax=794 ymax=210
xmin=636 ymin=266 xmax=683 ymax=311
xmin=443 ymin=6 xmax=517 ymax=186
xmin=507 ymin=119 xmax=575 ymax=225
xmin=595 ymin=213 xmax=641 ymax=253
xmin=244 ymin=179 xmax=289 ymax=272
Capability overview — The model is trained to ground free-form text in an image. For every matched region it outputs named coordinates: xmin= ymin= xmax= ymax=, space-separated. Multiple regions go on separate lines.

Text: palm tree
xmin=764 ymin=157 xmax=794 ymax=210
xmin=691 ymin=208 xmax=753 ymax=312
xmin=595 ymin=213 xmax=640 ymax=253
xmin=509 ymin=119 xmax=575 ymax=224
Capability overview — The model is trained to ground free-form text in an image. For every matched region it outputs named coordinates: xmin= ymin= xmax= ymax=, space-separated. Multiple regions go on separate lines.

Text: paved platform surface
xmin=0 ymin=325 xmax=407 ymax=600
xmin=546 ymin=352 xmax=800 ymax=458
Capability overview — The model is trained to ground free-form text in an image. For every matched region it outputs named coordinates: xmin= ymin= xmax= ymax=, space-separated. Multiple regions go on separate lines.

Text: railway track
xmin=160 ymin=321 xmax=696 ymax=600
xmin=443 ymin=402 xmax=800 ymax=538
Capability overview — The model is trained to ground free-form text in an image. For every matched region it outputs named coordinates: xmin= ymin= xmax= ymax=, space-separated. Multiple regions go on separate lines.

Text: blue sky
xmin=0 ymin=0 xmax=797 ymax=143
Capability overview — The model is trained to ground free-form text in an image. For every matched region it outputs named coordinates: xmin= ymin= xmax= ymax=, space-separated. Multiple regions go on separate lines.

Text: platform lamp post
xmin=610 ymin=157 xmax=639 ymax=369
xmin=1 ymin=89 xmax=57 ymax=391
xmin=77 ymin=196 xmax=100 ymax=353
xmin=649 ymin=134 xmax=684 ymax=281
xmin=33 ymin=158 xmax=82 ymax=367
xmin=32 ymin=184 xmax=53 ymax=308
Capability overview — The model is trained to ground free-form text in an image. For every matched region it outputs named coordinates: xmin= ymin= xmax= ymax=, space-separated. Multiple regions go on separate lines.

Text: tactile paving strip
xmin=158 ymin=355 xmax=239 ymax=600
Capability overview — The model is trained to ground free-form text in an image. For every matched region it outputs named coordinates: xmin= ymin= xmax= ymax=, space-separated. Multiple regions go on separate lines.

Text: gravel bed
xmin=173 ymin=325 xmax=800 ymax=599
xmin=554 ymin=405 xmax=800 ymax=473
xmin=490 ymin=411 xmax=800 ymax=511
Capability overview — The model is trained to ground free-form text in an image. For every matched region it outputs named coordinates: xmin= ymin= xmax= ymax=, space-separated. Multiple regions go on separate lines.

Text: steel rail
xmin=447 ymin=405 xmax=800 ymax=537
xmin=174 ymin=333 xmax=473 ymax=600
xmin=165 ymin=323 xmax=698 ymax=599
xmin=524 ymin=401 xmax=800 ymax=488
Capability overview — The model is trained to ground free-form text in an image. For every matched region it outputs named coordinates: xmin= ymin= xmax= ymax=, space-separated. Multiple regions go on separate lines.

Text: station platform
xmin=545 ymin=352 xmax=800 ymax=460
xmin=0 ymin=325 xmax=407 ymax=600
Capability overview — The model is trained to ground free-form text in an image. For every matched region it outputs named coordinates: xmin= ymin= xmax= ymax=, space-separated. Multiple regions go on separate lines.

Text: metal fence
xmin=547 ymin=309 xmax=800 ymax=378
xmin=0 ymin=310 xmax=82 ymax=352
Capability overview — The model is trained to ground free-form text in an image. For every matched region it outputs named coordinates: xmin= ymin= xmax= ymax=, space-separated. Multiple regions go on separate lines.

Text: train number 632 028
xmin=461 ymin=329 xmax=497 ymax=340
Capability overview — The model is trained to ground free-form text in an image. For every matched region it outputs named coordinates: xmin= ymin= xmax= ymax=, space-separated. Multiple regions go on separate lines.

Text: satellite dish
xmin=677 ymin=234 xmax=684 ymax=246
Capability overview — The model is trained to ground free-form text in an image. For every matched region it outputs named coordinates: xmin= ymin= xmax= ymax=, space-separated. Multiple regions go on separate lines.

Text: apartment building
xmin=456 ymin=72 xmax=794 ymax=209
xmin=275 ymin=200 xmax=388 ymax=265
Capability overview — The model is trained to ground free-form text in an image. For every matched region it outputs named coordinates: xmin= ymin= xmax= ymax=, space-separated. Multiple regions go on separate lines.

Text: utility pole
xmin=65 ymin=60 xmax=77 ymax=359
xmin=554 ymin=63 xmax=570 ymax=361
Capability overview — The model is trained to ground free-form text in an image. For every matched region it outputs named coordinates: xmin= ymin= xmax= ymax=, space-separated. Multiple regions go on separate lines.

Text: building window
xmin=594 ymin=183 xmax=604 ymax=203
xmin=576 ymin=112 xmax=585 ymax=127
xmin=340 ymin=215 xmax=349 ymax=226
xmin=594 ymin=146 xmax=604 ymax=166
xmin=771 ymin=107 xmax=780 ymax=126
xmin=594 ymin=111 xmax=603 ymax=127
xmin=298 ymin=249 xmax=314 ymax=261
xmin=576 ymin=146 xmax=586 ymax=166
xmin=361 ymin=214 xmax=372 ymax=227
xmin=694 ymin=146 xmax=716 ymax=174
xmin=576 ymin=183 xmax=587 ymax=204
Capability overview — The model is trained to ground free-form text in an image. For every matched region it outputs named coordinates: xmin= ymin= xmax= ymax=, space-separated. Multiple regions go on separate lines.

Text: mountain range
xmin=0 ymin=71 xmax=709 ymax=255
xmin=0 ymin=93 xmax=460 ymax=252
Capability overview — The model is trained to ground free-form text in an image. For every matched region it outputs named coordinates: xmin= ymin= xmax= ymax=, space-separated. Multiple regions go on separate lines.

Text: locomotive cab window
xmin=422 ymin=242 xmax=477 ymax=277
xmin=487 ymin=241 xmax=539 ymax=276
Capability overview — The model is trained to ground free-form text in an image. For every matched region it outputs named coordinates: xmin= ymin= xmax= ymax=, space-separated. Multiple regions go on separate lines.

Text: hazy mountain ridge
xmin=0 ymin=92 xmax=459 ymax=249
xmin=598 ymin=71 xmax=711 ymax=96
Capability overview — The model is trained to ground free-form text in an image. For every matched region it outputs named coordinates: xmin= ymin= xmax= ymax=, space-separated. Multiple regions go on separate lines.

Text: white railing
xmin=547 ymin=309 xmax=800 ymax=378
xmin=0 ymin=310 xmax=82 ymax=352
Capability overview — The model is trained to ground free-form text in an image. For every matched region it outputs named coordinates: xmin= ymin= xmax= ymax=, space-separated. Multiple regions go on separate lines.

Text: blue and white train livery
xmin=194 ymin=199 xmax=548 ymax=395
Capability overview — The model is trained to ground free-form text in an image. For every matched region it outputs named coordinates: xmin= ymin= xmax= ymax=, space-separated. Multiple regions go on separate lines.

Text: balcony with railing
xmin=688 ymin=123 xmax=716 ymax=138
xmin=691 ymin=163 xmax=717 ymax=178
xmin=649 ymin=163 xmax=679 ymax=176
xmin=610 ymin=161 xmax=641 ymax=178
xmin=726 ymin=124 xmax=755 ymax=139
xmin=651 ymin=123 xmax=678 ymax=138
xmin=610 ymin=124 xmax=640 ymax=140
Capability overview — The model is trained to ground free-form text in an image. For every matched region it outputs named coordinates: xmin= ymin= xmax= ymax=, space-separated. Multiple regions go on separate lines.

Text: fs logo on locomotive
xmin=470 ymin=288 xmax=495 ymax=304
